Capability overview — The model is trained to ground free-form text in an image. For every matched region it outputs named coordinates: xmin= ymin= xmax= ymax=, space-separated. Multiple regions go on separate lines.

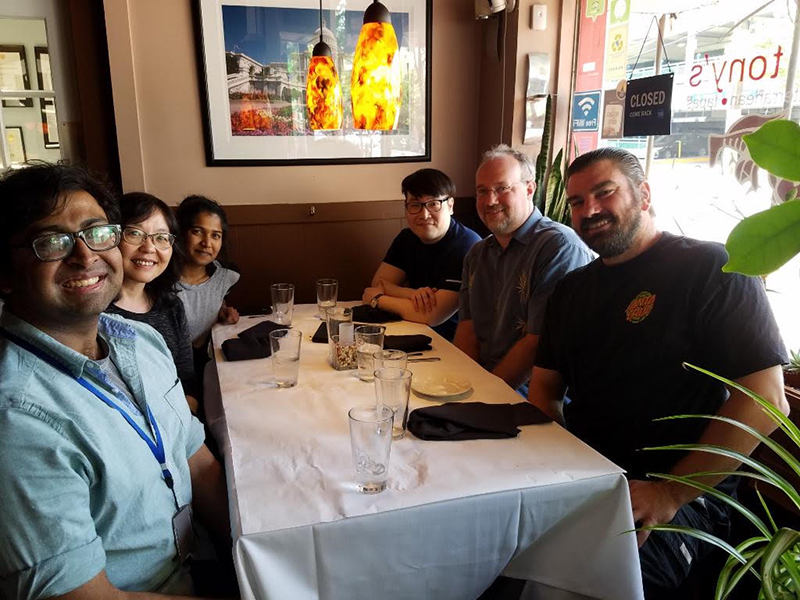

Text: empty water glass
xmin=348 ymin=405 xmax=394 ymax=494
xmin=269 ymin=328 xmax=301 ymax=388
xmin=355 ymin=325 xmax=385 ymax=382
xmin=270 ymin=283 xmax=295 ymax=326
xmin=372 ymin=349 xmax=408 ymax=370
xmin=374 ymin=367 xmax=412 ymax=440
xmin=316 ymin=278 xmax=338 ymax=319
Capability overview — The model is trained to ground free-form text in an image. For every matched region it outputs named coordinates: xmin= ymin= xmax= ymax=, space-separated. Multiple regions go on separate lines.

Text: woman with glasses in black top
xmin=105 ymin=192 xmax=200 ymax=414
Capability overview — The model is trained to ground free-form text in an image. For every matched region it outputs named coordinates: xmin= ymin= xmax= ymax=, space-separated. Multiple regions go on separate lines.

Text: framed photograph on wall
xmin=5 ymin=126 xmax=26 ymax=164
xmin=0 ymin=45 xmax=32 ymax=108
xmin=35 ymin=47 xmax=59 ymax=149
xmin=194 ymin=0 xmax=432 ymax=166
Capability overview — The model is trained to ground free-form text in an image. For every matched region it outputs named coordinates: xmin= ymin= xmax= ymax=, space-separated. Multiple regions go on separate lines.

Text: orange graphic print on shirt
xmin=625 ymin=291 xmax=656 ymax=323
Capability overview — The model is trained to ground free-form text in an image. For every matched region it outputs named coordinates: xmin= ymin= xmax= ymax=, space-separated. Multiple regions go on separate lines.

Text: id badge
xmin=172 ymin=504 xmax=196 ymax=563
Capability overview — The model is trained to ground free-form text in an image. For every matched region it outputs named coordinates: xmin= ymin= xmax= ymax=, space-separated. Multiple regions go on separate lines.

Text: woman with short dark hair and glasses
xmin=362 ymin=168 xmax=481 ymax=341
xmin=105 ymin=192 xmax=200 ymax=414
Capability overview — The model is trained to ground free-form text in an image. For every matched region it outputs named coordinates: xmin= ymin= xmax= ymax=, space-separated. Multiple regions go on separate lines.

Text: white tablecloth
xmin=206 ymin=305 xmax=644 ymax=600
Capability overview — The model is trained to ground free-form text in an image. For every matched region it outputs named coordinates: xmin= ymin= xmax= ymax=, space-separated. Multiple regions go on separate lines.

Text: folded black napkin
xmin=238 ymin=320 xmax=286 ymax=339
xmin=407 ymin=402 xmax=551 ymax=441
xmin=384 ymin=334 xmax=432 ymax=352
xmin=351 ymin=304 xmax=403 ymax=324
xmin=222 ymin=337 xmax=272 ymax=361
xmin=312 ymin=322 xmax=328 ymax=344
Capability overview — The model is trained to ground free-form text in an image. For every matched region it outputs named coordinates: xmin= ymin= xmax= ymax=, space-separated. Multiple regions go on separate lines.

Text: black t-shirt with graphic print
xmin=535 ymin=232 xmax=787 ymax=480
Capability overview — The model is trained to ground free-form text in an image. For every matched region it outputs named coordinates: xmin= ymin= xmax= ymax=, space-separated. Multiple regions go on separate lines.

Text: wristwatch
xmin=370 ymin=293 xmax=384 ymax=309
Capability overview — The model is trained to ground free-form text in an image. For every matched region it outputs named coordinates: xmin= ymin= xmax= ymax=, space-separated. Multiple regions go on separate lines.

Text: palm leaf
xmin=636 ymin=524 xmax=747 ymax=563
xmin=717 ymin=545 xmax=766 ymax=600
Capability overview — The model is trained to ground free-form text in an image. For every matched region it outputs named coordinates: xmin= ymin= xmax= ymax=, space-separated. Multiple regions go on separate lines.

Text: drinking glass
xmin=374 ymin=367 xmax=412 ymax=440
xmin=269 ymin=328 xmax=302 ymax=388
xmin=372 ymin=349 xmax=408 ymax=371
xmin=355 ymin=325 xmax=385 ymax=382
xmin=348 ymin=405 xmax=393 ymax=494
xmin=316 ymin=278 xmax=338 ymax=319
xmin=270 ymin=283 xmax=295 ymax=326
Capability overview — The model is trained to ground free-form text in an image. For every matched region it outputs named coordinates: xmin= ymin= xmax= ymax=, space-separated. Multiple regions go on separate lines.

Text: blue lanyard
xmin=0 ymin=326 xmax=180 ymax=510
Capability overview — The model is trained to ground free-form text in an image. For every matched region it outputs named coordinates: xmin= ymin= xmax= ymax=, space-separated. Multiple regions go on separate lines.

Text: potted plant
xmin=785 ymin=350 xmax=800 ymax=391
xmin=640 ymin=119 xmax=800 ymax=599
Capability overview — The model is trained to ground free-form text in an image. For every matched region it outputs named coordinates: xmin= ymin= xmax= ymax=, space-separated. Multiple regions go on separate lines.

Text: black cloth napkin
xmin=238 ymin=320 xmax=286 ymax=339
xmin=312 ymin=322 xmax=328 ymax=344
xmin=407 ymin=402 xmax=551 ymax=441
xmin=351 ymin=304 xmax=403 ymax=324
xmin=222 ymin=337 xmax=272 ymax=361
xmin=384 ymin=334 xmax=432 ymax=352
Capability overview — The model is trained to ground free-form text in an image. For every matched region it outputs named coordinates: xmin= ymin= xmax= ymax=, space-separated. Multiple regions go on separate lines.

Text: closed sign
xmin=623 ymin=73 xmax=673 ymax=137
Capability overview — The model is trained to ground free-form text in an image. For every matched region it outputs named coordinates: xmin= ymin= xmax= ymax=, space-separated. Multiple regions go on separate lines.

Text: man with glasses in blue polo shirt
xmin=0 ymin=164 xmax=232 ymax=599
xmin=454 ymin=145 xmax=593 ymax=394
xmin=363 ymin=168 xmax=480 ymax=341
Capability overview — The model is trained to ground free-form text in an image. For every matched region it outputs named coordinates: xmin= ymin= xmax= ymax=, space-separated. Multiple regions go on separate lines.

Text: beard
xmin=579 ymin=201 xmax=643 ymax=258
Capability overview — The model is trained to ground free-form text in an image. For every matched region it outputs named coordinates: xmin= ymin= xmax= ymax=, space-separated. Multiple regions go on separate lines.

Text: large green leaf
xmin=743 ymin=120 xmax=800 ymax=182
xmin=723 ymin=200 xmax=800 ymax=275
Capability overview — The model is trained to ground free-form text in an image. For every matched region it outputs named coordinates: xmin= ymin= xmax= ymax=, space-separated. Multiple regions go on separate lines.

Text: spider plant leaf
xmin=718 ymin=545 xmax=766 ymax=600
xmin=647 ymin=473 xmax=770 ymax=536
xmin=642 ymin=443 xmax=800 ymax=510
xmin=756 ymin=485 xmax=779 ymax=534
xmin=653 ymin=413 xmax=800 ymax=482
xmin=683 ymin=363 xmax=800 ymax=448
xmin=637 ymin=524 xmax=747 ymax=563
xmin=762 ymin=529 xmax=800 ymax=600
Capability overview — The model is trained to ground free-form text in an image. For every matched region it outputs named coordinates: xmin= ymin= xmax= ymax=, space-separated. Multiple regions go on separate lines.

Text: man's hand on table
xmin=362 ymin=282 xmax=384 ymax=306
xmin=629 ymin=479 xmax=683 ymax=547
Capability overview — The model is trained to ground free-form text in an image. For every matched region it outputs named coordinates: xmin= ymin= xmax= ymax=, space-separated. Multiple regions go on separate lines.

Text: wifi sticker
xmin=572 ymin=91 xmax=600 ymax=132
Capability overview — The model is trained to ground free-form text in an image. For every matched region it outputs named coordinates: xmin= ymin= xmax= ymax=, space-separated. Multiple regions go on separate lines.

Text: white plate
xmin=412 ymin=374 xmax=472 ymax=398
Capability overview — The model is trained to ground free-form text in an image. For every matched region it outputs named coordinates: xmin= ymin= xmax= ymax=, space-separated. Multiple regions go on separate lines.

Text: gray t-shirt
xmin=459 ymin=208 xmax=593 ymax=373
xmin=177 ymin=261 xmax=240 ymax=344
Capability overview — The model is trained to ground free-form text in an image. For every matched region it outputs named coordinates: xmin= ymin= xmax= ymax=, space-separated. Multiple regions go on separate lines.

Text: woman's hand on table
xmin=219 ymin=303 xmax=240 ymax=325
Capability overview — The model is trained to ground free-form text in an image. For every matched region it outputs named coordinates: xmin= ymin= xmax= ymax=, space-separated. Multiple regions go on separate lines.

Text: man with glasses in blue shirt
xmin=0 ymin=164 xmax=232 ymax=599
xmin=454 ymin=145 xmax=593 ymax=393
xmin=363 ymin=168 xmax=480 ymax=341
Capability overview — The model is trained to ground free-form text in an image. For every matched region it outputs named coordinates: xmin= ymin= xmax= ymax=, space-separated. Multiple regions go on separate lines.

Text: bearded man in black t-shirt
xmin=527 ymin=147 xmax=789 ymax=597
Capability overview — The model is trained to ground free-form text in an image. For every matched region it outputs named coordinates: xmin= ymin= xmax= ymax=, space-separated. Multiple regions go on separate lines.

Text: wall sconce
xmin=306 ymin=0 xmax=343 ymax=130
xmin=351 ymin=0 xmax=401 ymax=130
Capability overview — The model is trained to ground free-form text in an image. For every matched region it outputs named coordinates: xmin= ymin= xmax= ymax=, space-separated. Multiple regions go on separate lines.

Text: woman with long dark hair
xmin=106 ymin=192 xmax=199 ymax=413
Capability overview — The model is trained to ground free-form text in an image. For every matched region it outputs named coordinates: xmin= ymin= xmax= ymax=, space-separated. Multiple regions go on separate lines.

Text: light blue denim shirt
xmin=459 ymin=207 xmax=594 ymax=372
xmin=0 ymin=310 xmax=206 ymax=599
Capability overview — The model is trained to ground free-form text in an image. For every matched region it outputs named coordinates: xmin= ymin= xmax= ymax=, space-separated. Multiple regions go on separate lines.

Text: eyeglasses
xmin=122 ymin=227 xmax=176 ymax=250
xmin=475 ymin=181 xmax=527 ymax=199
xmin=12 ymin=224 xmax=122 ymax=262
xmin=404 ymin=197 xmax=448 ymax=215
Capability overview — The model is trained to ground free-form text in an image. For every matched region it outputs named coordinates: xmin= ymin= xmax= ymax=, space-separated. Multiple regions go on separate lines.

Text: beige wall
xmin=104 ymin=0 xmax=482 ymax=205
xmin=476 ymin=0 xmax=576 ymax=163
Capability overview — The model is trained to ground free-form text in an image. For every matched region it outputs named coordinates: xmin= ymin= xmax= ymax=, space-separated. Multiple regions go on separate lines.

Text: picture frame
xmin=193 ymin=0 xmax=432 ymax=166
xmin=5 ymin=126 xmax=26 ymax=164
xmin=0 ymin=45 xmax=32 ymax=108
xmin=35 ymin=47 xmax=59 ymax=149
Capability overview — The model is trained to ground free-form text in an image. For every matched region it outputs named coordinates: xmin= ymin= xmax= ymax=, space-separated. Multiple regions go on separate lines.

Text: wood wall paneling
xmin=222 ymin=197 xmax=485 ymax=310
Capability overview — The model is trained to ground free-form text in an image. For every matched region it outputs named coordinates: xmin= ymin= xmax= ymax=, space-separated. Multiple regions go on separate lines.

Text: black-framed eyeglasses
xmin=475 ymin=181 xmax=527 ymax=199
xmin=11 ymin=224 xmax=122 ymax=262
xmin=122 ymin=227 xmax=176 ymax=250
xmin=404 ymin=197 xmax=449 ymax=215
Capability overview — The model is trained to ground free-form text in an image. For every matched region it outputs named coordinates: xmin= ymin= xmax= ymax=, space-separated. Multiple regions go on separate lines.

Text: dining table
xmin=205 ymin=303 xmax=645 ymax=600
